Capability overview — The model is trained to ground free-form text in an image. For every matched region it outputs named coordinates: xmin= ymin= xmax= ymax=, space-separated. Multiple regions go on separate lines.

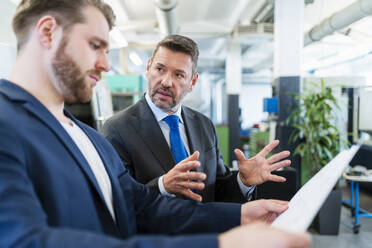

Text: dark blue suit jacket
xmin=0 ymin=79 xmax=241 ymax=248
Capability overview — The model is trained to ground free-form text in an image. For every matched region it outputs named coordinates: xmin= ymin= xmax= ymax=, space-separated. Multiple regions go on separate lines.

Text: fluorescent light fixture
xmin=129 ymin=52 xmax=143 ymax=66
xmin=302 ymin=43 xmax=372 ymax=72
xmin=110 ymin=27 xmax=128 ymax=48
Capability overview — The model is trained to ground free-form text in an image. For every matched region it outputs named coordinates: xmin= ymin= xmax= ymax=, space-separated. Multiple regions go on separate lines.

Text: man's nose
xmin=95 ymin=52 xmax=110 ymax=72
xmin=161 ymin=72 xmax=173 ymax=87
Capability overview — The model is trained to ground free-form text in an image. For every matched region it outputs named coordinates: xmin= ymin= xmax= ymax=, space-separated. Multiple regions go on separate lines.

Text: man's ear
xmin=145 ymin=59 xmax=152 ymax=79
xmin=146 ymin=58 xmax=152 ymax=72
xmin=35 ymin=15 xmax=59 ymax=49
xmin=188 ymin=72 xmax=198 ymax=92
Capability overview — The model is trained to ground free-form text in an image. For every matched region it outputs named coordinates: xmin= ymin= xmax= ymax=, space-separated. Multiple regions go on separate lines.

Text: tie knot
xmin=163 ymin=115 xmax=180 ymax=129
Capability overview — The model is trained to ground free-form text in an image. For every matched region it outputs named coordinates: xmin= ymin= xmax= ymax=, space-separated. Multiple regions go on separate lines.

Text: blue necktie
xmin=163 ymin=115 xmax=188 ymax=163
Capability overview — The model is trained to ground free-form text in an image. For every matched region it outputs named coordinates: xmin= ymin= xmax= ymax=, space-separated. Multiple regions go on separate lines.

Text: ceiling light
xmin=129 ymin=52 xmax=143 ymax=66
xmin=110 ymin=28 xmax=128 ymax=48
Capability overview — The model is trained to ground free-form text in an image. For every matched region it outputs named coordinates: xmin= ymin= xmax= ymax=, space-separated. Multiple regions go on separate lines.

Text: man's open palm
xmin=236 ymin=140 xmax=291 ymax=186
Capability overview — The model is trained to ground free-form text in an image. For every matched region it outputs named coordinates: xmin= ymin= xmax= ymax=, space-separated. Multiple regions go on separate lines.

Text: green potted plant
xmin=288 ymin=80 xmax=346 ymax=184
xmin=287 ymin=80 xmax=348 ymax=235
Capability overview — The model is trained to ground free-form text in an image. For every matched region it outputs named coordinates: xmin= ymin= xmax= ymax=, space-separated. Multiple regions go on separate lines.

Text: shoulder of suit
xmin=0 ymin=93 xmax=29 ymax=126
xmin=182 ymin=105 xmax=213 ymax=124
xmin=106 ymin=99 xmax=143 ymax=122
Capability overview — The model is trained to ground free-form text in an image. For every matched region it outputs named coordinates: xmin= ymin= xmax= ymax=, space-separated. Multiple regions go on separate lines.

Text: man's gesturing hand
xmin=235 ymin=140 xmax=291 ymax=186
xmin=163 ymin=151 xmax=206 ymax=202
xmin=240 ymin=199 xmax=289 ymax=225
xmin=219 ymin=200 xmax=311 ymax=248
xmin=219 ymin=222 xmax=311 ymax=248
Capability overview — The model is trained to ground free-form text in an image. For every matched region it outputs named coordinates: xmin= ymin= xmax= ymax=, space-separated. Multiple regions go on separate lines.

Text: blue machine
xmin=263 ymin=97 xmax=278 ymax=114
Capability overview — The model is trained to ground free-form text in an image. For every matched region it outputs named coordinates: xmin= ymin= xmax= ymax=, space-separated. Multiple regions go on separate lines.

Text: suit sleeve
xmin=102 ymin=119 xmax=161 ymax=194
xmin=100 ymin=129 xmax=242 ymax=236
xmin=116 ymin=168 xmax=242 ymax=235
xmin=211 ymin=123 xmax=252 ymax=203
xmin=0 ymin=123 xmax=219 ymax=248
xmin=144 ymin=176 xmax=161 ymax=193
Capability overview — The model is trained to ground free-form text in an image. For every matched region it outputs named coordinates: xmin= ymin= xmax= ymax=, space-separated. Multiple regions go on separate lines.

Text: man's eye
xmin=90 ymin=43 xmax=100 ymax=50
xmin=176 ymin=73 xmax=184 ymax=78
xmin=156 ymin=67 xmax=163 ymax=72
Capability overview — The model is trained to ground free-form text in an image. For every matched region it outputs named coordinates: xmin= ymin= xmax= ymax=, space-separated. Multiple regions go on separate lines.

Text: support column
xmin=226 ymin=31 xmax=242 ymax=167
xmin=274 ymin=0 xmax=304 ymax=185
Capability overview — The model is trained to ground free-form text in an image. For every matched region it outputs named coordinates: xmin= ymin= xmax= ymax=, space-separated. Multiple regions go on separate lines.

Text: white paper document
xmin=271 ymin=145 xmax=360 ymax=232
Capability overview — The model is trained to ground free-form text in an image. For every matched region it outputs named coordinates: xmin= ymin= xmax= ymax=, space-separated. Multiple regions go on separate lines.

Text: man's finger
xmin=179 ymin=151 xmax=199 ymax=164
xmin=268 ymin=174 xmax=286 ymax=182
xmin=265 ymin=199 xmax=289 ymax=205
xmin=234 ymin=149 xmax=246 ymax=161
xmin=257 ymin=140 xmax=279 ymax=158
xmin=270 ymin=160 xmax=291 ymax=171
xmin=267 ymin=150 xmax=290 ymax=164
xmin=262 ymin=200 xmax=289 ymax=214
xmin=175 ymin=160 xmax=201 ymax=171
xmin=179 ymin=171 xmax=206 ymax=181
xmin=181 ymin=189 xmax=203 ymax=202
xmin=180 ymin=181 xmax=205 ymax=191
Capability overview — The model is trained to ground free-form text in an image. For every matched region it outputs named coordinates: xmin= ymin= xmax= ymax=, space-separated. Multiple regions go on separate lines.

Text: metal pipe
xmin=304 ymin=0 xmax=372 ymax=46
xmin=152 ymin=0 xmax=179 ymax=38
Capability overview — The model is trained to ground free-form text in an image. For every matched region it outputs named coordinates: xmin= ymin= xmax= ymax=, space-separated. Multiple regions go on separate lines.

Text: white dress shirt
xmin=145 ymin=93 xmax=255 ymax=200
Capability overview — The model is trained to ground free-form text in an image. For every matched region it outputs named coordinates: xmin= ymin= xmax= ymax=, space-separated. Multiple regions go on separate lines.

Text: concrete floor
xmin=310 ymin=185 xmax=372 ymax=248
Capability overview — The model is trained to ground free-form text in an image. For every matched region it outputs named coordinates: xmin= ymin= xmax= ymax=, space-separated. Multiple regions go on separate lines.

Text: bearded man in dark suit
xmin=103 ymin=35 xmax=291 ymax=203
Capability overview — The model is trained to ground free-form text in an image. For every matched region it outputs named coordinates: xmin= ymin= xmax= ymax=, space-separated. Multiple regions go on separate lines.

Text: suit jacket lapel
xmin=182 ymin=107 xmax=203 ymax=172
xmin=78 ymin=122 xmax=130 ymax=235
xmin=130 ymin=98 xmax=176 ymax=172
xmin=25 ymin=104 xmax=109 ymax=209
xmin=0 ymin=81 xmax=110 ymax=217
xmin=182 ymin=107 xmax=213 ymax=200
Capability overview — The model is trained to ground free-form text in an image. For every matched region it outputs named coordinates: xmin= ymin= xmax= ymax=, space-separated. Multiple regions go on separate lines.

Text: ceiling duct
xmin=251 ymin=0 xmax=372 ymax=72
xmin=252 ymin=1 xmax=274 ymax=23
xmin=304 ymin=0 xmax=372 ymax=46
xmin=238 ymin=23 xmax=274 ymax=36
xmin=152 ymin=0 xmax=179 ymax=38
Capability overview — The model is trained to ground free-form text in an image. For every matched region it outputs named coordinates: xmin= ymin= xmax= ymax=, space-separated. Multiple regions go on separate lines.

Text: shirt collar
xmin=145 ymin=92 xmax=184 ymax=124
